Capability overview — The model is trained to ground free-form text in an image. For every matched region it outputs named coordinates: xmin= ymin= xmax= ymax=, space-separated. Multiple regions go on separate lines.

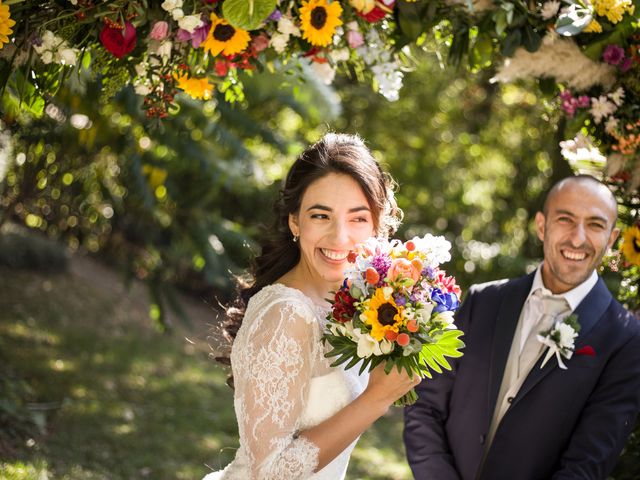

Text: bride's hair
xmin=217 ymin=133 xmax=401 ymax=376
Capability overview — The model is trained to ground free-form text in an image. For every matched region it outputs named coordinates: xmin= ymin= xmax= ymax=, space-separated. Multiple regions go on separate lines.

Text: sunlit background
xmin=1 ymin=45 xmax=638 ymax=479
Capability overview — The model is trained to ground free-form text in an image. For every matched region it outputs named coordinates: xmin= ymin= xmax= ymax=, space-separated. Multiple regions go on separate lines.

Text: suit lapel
xmin=513 ymin=277 xmax=612 ymax=404
xmin=487 ymin=273 xmax=534 ymax=419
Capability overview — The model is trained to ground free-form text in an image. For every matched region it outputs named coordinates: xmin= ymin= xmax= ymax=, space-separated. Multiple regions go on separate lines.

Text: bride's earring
xmin=293 ymin=234 xmax=299 ymax=243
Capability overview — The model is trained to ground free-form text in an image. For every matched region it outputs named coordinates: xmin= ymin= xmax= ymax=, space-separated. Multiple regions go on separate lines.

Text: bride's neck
xmin=276 ymin=264 xmax=337 ymax=307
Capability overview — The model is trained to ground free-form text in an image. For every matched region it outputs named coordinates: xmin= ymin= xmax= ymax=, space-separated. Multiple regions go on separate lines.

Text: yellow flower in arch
xmin=621 ymin=225 xmax=640 ymax=266
xmin=201 ymin=14 xmax=250 ymax=57
xmin=0 ymin=1 xmax=16 ymax=50
xmin=299 ymin=0 xmax=343 ymax=47
xmin=174 ymin=72 xmax=214 ymax=100
xmin=361 ymin=288 xmax=405 ymax=341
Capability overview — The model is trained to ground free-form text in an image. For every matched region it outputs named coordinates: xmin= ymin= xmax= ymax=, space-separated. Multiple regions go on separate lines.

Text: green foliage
xmin=0 ymin=65 xmax=336 ymax=328
xmin=417 ymin=329 xmax=465 ymax=378
xmin=324 ymin=327 xmax=465 ymax=381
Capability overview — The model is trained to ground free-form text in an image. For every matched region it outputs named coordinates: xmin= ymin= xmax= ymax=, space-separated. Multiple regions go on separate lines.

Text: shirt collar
xmin=528 ymin=263 xmax=598 ymax=312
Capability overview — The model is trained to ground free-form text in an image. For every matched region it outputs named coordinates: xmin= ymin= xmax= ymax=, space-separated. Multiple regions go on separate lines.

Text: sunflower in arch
xmin=0 ymin=1 xmax=16 ymax=50
xmin=299 ymin=0 xmax=343 ymax=47
xmin=361 ymin=288 xmax=405 ymax=341
xmin=201 ymin=13 xmax=250 ymax=57
xmin=621 ymin=224 xmax=640 ymax=266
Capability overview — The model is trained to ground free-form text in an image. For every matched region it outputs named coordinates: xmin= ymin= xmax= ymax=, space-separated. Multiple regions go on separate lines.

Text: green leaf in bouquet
xmin=222 ymin=0 xmax=277 ymax=31
xmin=329 ymin=353 xmax=355 ymax=368
xmin=418 ymin=329 xmax=465 ymax=377
xmin=345 ymin=354 xmax=364 ymax=371
xmin=358 ymin=356 xmax=373 ymax=375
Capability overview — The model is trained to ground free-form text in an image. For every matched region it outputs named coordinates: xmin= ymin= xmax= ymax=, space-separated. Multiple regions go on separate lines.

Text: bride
xmin=204 ymin=133 xmax=420 ymax=479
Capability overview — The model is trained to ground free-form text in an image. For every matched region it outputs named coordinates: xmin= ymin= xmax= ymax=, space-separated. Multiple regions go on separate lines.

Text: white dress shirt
xmin=519 ymin=265 xmax=598 ymax=353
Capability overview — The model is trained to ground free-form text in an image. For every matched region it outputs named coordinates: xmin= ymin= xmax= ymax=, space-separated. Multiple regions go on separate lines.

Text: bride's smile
xmin=288 ymin=172 xmax=375 ymax=297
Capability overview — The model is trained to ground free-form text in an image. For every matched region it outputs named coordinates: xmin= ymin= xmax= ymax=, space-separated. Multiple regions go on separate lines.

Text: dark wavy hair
xmin=216 ymin=133 xmax=401 ymax=372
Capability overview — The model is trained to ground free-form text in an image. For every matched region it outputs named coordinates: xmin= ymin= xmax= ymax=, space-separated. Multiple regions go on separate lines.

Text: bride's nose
xmin=330 ymin=219 xmax=351 ymax=246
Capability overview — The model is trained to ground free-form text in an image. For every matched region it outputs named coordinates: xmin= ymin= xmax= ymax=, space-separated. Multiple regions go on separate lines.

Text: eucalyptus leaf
xmin=222 ymin=0 xmax=277 ymax=31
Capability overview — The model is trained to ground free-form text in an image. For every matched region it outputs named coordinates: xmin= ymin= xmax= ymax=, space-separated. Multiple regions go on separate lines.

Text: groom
xmin=404 ymin=175 xmax=640 ymax=479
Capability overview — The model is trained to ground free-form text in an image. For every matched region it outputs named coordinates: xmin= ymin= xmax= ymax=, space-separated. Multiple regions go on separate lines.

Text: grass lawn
xmin=0 ymin=260 xmax=412 ymax=479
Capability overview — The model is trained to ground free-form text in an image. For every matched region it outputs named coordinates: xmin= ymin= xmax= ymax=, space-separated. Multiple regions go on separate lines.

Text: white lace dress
xmin=203 ymin=284 xmax=369 ymax=480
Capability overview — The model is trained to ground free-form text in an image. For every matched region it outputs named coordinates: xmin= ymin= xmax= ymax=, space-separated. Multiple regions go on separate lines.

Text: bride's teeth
xmin=321 ymin=249 xmax=348 ymax=261
xmin=563 ymin=251 xmax=586 ymax=260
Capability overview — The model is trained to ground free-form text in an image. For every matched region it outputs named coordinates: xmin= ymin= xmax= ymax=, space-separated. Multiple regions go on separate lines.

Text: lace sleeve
xmin=233 ymin=298 xmax=321 ymax=480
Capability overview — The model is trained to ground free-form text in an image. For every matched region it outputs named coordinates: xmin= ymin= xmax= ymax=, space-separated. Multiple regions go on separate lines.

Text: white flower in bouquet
xmin=434 ymin=310 xmax=456 ymax=326
xmin=409 ymin=234 xmax=452 ymax=267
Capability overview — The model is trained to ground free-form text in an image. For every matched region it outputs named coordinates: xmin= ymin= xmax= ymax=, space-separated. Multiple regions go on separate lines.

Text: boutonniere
xmin=536 ymin=314 xmax=581 ymax=370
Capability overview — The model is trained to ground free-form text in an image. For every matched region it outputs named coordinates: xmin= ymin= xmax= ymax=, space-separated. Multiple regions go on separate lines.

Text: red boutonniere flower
xmin=575 ymin=345 xmax=596 ymax=356
xmin=100 ymin=21 xmax=137 ymax=59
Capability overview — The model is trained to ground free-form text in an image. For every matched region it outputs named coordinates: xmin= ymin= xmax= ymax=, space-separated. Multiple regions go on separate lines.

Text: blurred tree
xmin=0 ymin=65 xmax=338 ymax=330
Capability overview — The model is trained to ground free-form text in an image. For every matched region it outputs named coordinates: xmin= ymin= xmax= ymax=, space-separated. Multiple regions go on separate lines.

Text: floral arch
xmin=0 ymin=0 xmax=638 ymax=308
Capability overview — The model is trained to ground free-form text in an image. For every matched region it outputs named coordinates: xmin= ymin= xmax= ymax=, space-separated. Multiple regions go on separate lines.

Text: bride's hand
xmin=363 ymin=363 xmax=422 ymax=409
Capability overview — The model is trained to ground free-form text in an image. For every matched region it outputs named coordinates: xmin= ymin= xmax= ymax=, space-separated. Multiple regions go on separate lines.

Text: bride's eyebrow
xmin=306 ymin=204 xmax=371 ymax=213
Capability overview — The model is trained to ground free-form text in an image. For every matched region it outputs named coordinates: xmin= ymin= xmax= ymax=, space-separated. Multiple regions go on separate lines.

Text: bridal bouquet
xmin=322 ymin=235 xmax=465 ymax=406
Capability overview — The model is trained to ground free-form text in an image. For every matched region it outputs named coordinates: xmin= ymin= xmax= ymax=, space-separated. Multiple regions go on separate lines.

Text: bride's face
xmin=289 ymin=172 xmax=376 ymax=288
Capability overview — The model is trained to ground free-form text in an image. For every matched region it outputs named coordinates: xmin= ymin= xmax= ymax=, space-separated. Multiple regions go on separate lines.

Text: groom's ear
xmin=535 ymin=211 xmax=546 ymax=242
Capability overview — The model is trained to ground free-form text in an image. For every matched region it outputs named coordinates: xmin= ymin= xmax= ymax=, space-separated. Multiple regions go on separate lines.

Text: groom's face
xmin=535 ymin=180 xmax=619 ymax=294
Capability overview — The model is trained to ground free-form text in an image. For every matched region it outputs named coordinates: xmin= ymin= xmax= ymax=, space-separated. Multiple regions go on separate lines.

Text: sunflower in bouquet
xmin=323 ymin=235 xmax=465 ymax=406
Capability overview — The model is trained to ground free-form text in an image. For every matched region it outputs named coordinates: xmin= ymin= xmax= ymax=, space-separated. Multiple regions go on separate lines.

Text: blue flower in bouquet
xmin=431 ymin=288 xmax=460 ymax=313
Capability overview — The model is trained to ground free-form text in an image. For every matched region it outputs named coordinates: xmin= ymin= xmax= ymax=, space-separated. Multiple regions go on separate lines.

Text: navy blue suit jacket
xmin=404 ymin=273 xmax=640 ymax=480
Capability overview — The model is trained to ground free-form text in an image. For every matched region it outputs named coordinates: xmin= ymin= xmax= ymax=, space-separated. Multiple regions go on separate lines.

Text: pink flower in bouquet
xmin=434 ymin=269 xmax=462 ymax=299
xmin=387 ymin=257 xmax=421 ymax=284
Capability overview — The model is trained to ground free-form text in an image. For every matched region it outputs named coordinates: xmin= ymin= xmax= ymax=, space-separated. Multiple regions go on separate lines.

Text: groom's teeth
xmin=563 ymin=250 xmax=586 ymax=260
xmin=321 ymin=249 xmax=348 ymax=261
